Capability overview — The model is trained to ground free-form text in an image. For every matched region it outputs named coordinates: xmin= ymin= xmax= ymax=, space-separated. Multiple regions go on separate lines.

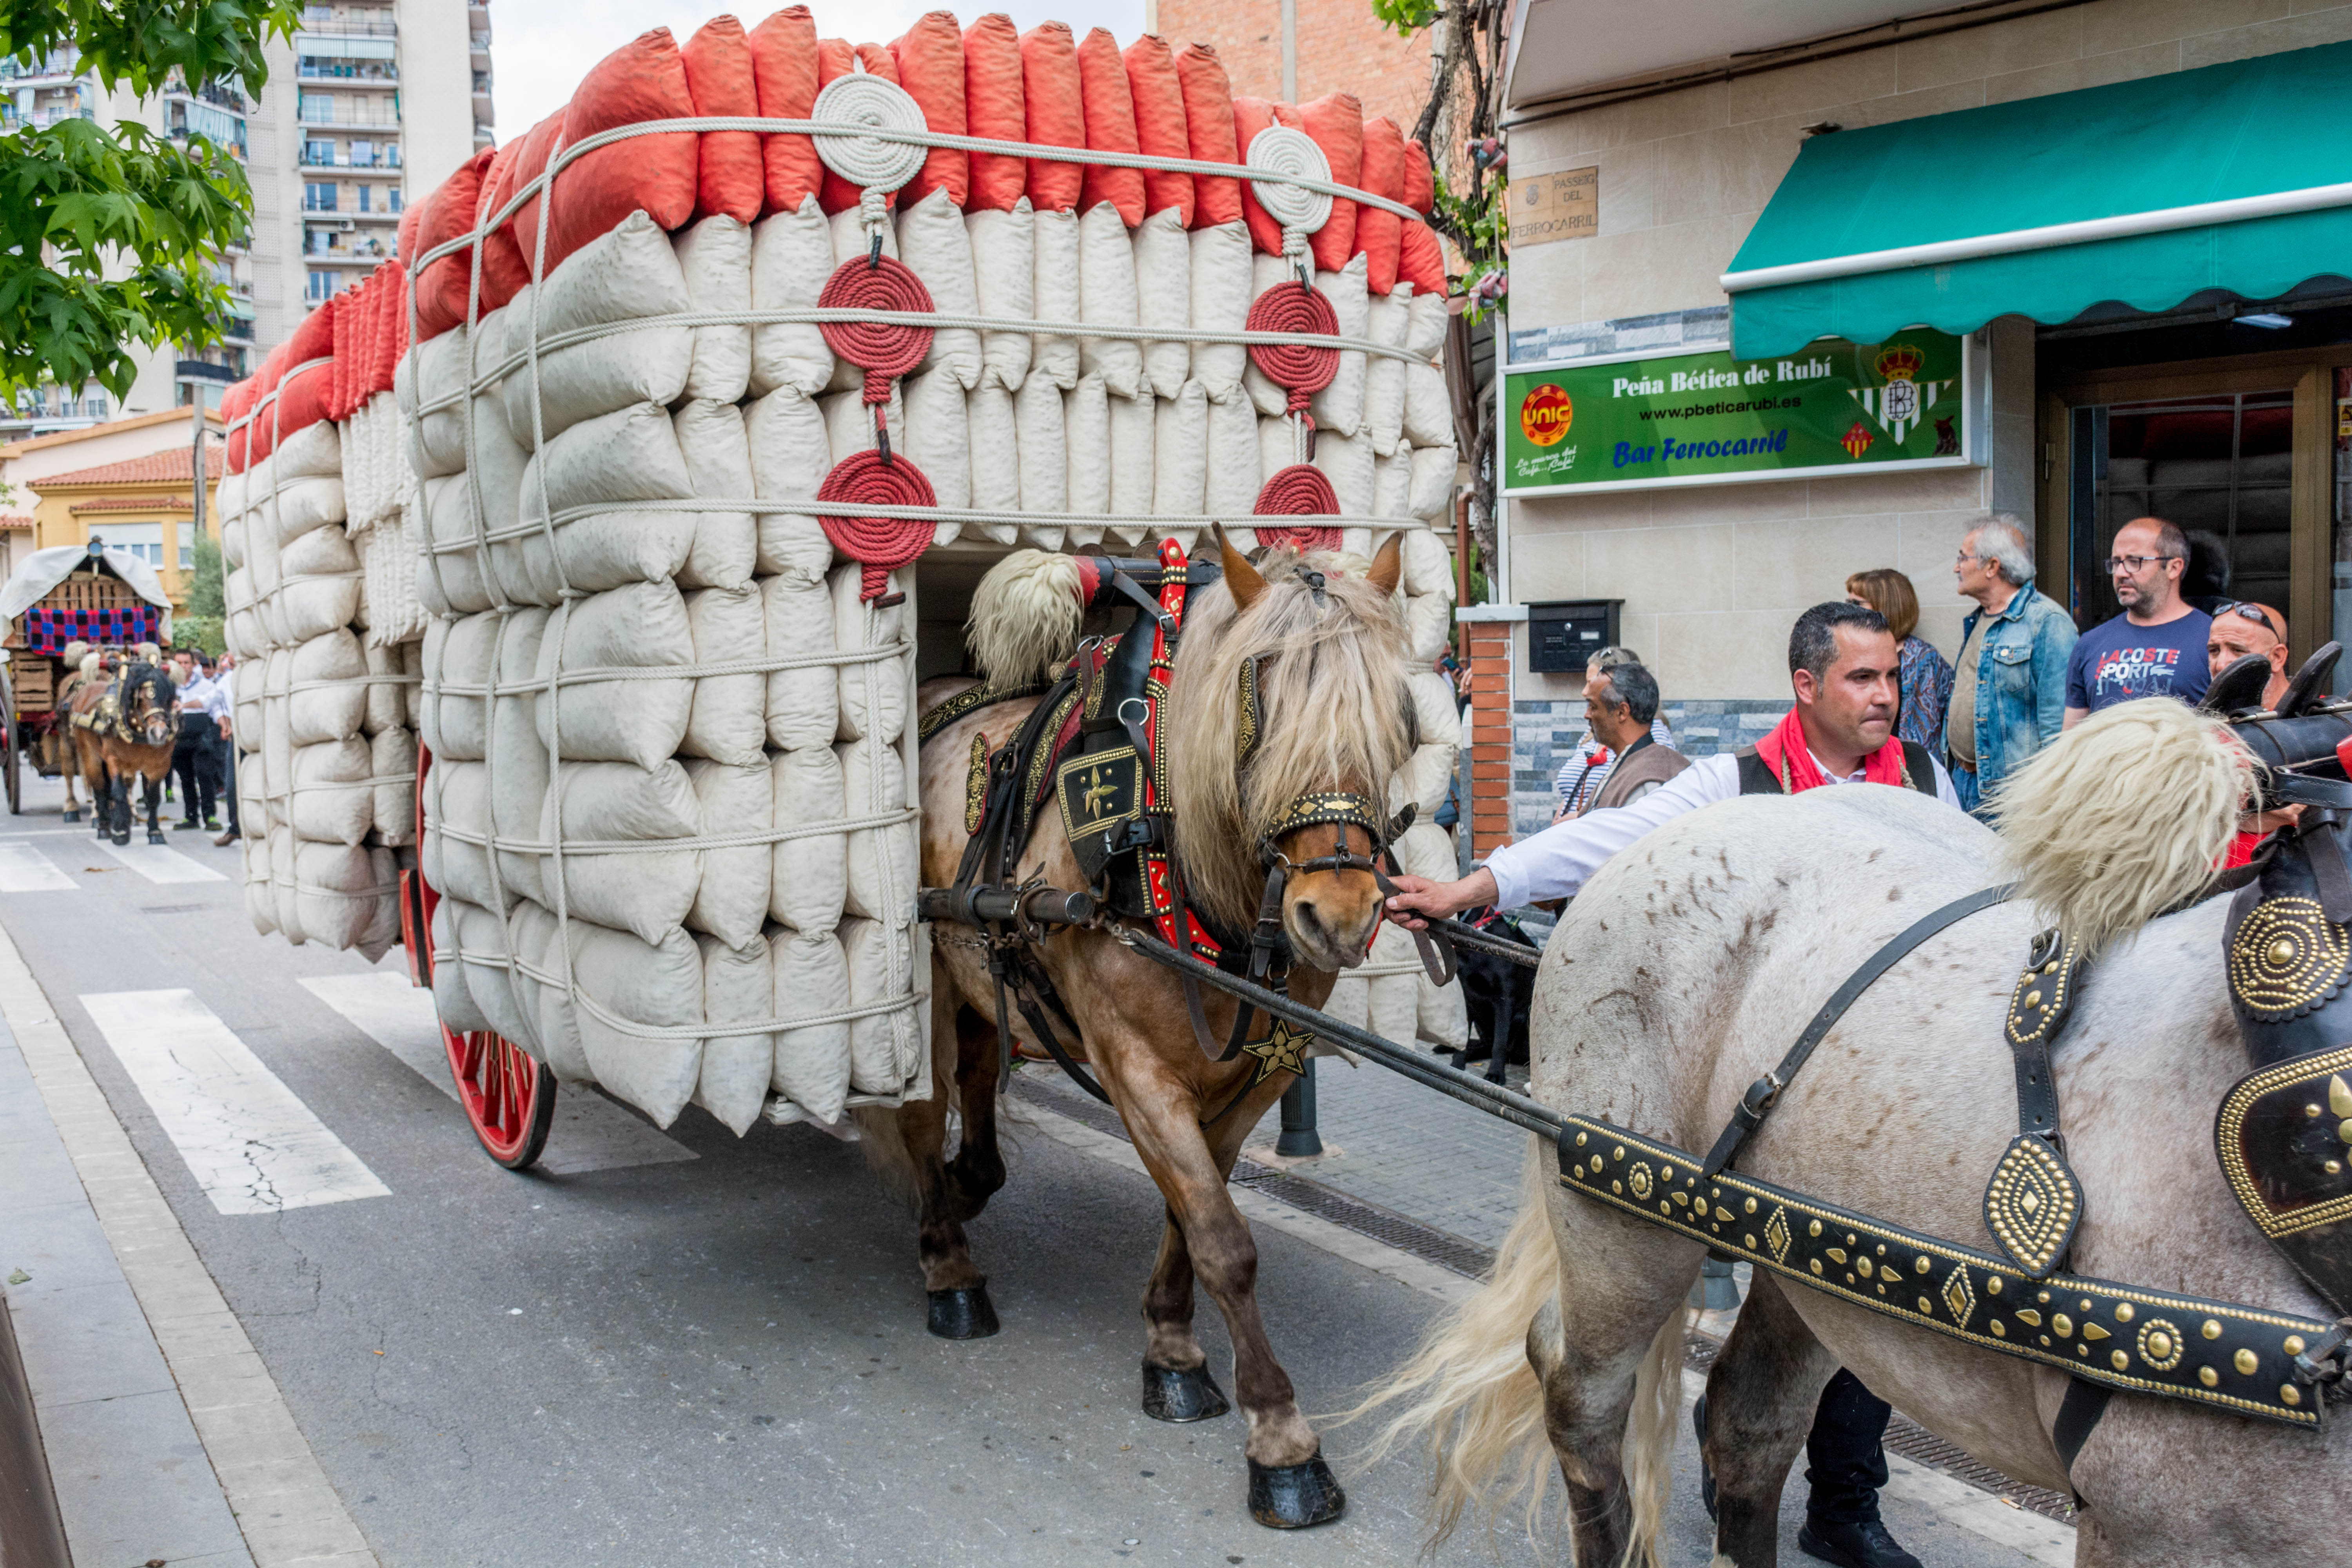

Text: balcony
xmin=299 ymin=62 xmax=397 ymax=85
xmin=297 ymin=16 xmax=396 ymax=40
xmin=472 ymin=74 xmax=493 ymax=127
xmin=298 ymin=145 xmax=401 ymax=171
xmin=297 ymin=102 xmax=399 ymax=129
xmin=471 ymin=31 xmax=491 ymax=67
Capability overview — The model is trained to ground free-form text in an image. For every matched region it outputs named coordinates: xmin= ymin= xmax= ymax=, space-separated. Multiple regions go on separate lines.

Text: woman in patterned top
xmin=1846 ymin=568 xmax=1953 ymax=757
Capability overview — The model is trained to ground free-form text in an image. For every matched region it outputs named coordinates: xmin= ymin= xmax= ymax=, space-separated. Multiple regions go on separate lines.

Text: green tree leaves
xmin=0 ymin=0 xmax=299 ymax=398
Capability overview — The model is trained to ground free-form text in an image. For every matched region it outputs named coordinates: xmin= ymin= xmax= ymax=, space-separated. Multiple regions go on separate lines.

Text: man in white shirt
xmin=1385 ymin=601 xmax=1960 ymax=1568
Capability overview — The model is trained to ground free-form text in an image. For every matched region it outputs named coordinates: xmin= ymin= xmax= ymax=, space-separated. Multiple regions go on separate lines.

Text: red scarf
xmin=1754 ymin=708 xmax=1907 ymax=793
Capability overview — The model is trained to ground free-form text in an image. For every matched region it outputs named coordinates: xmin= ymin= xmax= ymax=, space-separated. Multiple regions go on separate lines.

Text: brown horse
xmin=49 ymin=644 xmax=96 ymax=823
xmin=69 ymin=655 xmax=178 ymax=845
xmin=875 ymin=531 xmax=1413 ymax=1530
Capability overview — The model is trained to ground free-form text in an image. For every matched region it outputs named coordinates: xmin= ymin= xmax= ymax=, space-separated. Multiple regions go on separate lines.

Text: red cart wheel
xmin=410 ymin=740 xmax=556 ymax=1171
xmin=443 ymin=1026 xmax=556 ymax=1169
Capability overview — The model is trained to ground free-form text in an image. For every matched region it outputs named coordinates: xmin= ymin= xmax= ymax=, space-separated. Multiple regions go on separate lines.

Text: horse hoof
xmin=1142 ymin=1361 xmax=1230 ymax=1422
xmin=60 ymin=809 xmax=76 ymax=824
xmin=926 ymin=1284 xmax=1000 ymax=1340
xmin=111 ymin=831 xmax=130 ymax=847
xmin=1247 ymin=1451 xmax=1345 ymax=1529
xmin=146 ymin=831 xmax=167 ymax=845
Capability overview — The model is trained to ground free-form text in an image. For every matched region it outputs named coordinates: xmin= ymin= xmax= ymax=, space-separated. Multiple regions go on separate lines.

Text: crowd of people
xmin=1389 ymin=508 xmax=2289 ymax=1568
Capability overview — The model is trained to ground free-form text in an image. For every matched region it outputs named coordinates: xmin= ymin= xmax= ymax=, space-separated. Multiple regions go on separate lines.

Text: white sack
xmin=1030 ymin=205 xmax=1081 ymax=389
xmin=1188 ymin=221 xmax=1253 ymax=399
xmin=673 ymin=214 xmax=752 ymax=405
xmin=1132 ymin=208 xmax=1190 ymax=400
xmin=499 ymin=212 xmax=693 ymax=442
xmin=1076 ymin=201 xmax=1143 ymax=399
xmin=896 ymin=187 xmax=983 ymax=389
xmin=749 ymin=196 xmax=837 ymax=396
xmin=966 ymin=198 xmax=1034 ymax=392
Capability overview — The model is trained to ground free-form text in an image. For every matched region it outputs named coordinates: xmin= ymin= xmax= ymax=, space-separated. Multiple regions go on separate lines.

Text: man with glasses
xmin=2207 ymin=601 xmax=2291 ymax=710
xmin=1948 ymin=514 xmax=2075 ymax=819
xmin=2062 ymin=516 xmax=2211 ymax=728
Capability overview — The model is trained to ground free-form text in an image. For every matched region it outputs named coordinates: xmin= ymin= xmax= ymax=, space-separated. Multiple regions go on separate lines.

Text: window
xmin=350 ymin=138 xmax=372 ymax=167
xmin=356 ymin=183 xmax=370 ymax=213
xmin=103 ymin=523 xmax=164 ymax=566
xmin=304 ymin=138 xmax=334 ymax=165
xmin=179 ymin=537 xmax=193 ymax=570
xmin=387 ymin=187 xmax=402 ymax=214
xmin=303 ymin=181 xmax=336 ymax=212
xmin=306 ymin=269 xmax=336 ymax=301
xmin=84 ymin=394 xmax=105 ymax=421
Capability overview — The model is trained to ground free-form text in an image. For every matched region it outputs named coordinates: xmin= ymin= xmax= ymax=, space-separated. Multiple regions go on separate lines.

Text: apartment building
xmin=0 ymin=0 xmax=489 ymax=441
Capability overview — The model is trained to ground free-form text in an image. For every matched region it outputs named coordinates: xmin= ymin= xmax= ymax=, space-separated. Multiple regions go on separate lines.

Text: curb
xmin=0 ymin=1289 xmax=69 ymax=1568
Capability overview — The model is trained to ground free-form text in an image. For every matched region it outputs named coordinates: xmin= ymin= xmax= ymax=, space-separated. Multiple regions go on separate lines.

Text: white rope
xmin=1247 ymin=126 xmax=1334 ymax=236
xmin=430 ymin=805 xmax=918 ymax=856
xmin=809 ymin=71 xmax=926 ymax=194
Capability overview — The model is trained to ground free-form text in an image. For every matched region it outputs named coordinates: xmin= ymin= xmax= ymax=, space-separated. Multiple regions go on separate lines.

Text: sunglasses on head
xmin=2215 ymin=602 xmax=2284 ymax=637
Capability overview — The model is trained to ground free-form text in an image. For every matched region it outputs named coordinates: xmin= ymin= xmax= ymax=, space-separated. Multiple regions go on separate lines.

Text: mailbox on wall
xmin=1527 ymin=599 xmax=1624 ymax=673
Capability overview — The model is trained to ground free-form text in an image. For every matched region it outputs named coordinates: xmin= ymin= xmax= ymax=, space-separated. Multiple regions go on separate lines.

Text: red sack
xmin=372 ymin=261 xmax=409 ymax=397
xmin=815 ymin=40 xmax=901 ymax=214
xmin=396 ymin=203 xmax=420 ymax=271
xmin=223 ymin=378 xmax=254 ymax=473
xmin=542 ymin=30 xmax=700 ymax=275
xmin=751 ymin=7 xmax=822 ymax=215
xmin=1298 ymin=93 xmax=1361 ymax=274
xmin=1402 ymin=137 xmax=1434 ymax=214
xmin=1233 ymin=97 xmax=1284 ymax=255
xmin=330 ymin=281 xmax=356 ymax=419
xmin=891 ymin=11 xmax=968 ymax=209
xmin=1018 ymin=23 xmax=1084 ymax=214
xmin=494 ymin=109 xmax=564 ymax=281
xmin=1398 ymin=220 xmax=1447 ymax=295
xmin=272 ymin=356 xmax=333 ymax=449
xmin=682 ymin=15 xmax=762 ymax=224
xmin=410 ymin=149 xmax=492 ymax=341
xmin=1356 ymin=115 xmax=1405 ymax=295
xmin=1122 ymin=36 xmax=1191 ymax=226
xmin=1173 ymin=43 xmax=1239 ymax=229
xmin=961 ymin=14 xmax=1025 ymax=212
xmin=472 ymin=139 xmax=528 ymax=311
xmin=1073 ymin=28 xmax=1143 ymax=227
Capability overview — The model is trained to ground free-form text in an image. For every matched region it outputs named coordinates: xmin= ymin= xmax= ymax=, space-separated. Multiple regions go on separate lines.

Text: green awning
xmin=1724 ymin=40 xmax=2352 ymax=361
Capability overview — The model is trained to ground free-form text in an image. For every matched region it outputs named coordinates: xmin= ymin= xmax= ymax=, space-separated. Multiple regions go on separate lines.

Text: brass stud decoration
xmin=1982 ymin=1134 xmax=2084 ymax=1278
xmin=2227 ymin=896 xmax=2351 ymax=1020
xmin=2137 ymin=1320 xmax=2183 ymax=1372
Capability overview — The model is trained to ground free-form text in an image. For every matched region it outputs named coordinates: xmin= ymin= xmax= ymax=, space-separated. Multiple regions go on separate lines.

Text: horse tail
xmin=967 ymin=550 xmax=1083 ymax=687
xmin=1993 ymin=697 xmax=2250 ymax=956
xmin=1343 ymin=1138 xmax=1563 ymax=1548
xmin=1620 ymin=1301 xmax=1683 ymax=1568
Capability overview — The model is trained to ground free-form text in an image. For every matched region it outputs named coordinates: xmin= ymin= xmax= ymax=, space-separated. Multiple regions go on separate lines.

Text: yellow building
xmin=28 ymin=443 xmax=224 ymax=609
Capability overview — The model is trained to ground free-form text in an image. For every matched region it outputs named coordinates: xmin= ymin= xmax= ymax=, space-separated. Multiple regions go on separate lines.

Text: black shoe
xmin=1693 ymin=1392 xmax=1716 ymax=1521
xmin=175 ymin=818 xmax=200 ymax=830
xmin=1798 ymin=1517 xmax=1924 ymax=1568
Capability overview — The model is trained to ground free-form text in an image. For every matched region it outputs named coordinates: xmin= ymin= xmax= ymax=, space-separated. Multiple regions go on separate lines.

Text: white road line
xmin=0 ymin=842 xmax=77 ymax=892
xmin=93 ymin=838 xmax=229 ymax=884
xmin=79 ymin=989 xmax=390 ymax=1215
xmin=299 ymin=973 xmax=697 ymax=1176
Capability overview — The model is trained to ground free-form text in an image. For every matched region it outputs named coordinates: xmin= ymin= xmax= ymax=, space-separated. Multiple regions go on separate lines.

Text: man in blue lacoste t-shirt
xmin=2063 ymin=515 xmax=2212 ymax=728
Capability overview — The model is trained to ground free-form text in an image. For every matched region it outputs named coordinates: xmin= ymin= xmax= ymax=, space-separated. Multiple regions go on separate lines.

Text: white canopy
xmin=0 ymin=545 xmax=175 ymax=643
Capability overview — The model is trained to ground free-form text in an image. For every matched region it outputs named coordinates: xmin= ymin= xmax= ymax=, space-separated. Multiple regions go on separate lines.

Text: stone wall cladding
xmin=1508 ymin=697 xmax=1784 ymax=838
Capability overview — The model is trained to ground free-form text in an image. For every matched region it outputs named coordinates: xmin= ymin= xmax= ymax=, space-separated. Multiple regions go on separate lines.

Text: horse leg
xmin=1700 ymin=1271 xmax=1839 ymax=1566
xmin=109 ymin=767 xmax=131 ymax=845
xmin=1113 ymin=1060 xmax=1340 ymax=1528
xmin=144 ymin=768 xmax=166 ymax=844
xmin=897 ymin=987 xmax=1000 ymax=1339
xmin=1523 ymin=1181 xmax=1705 ymax=1567
xmin=1138 ymin=1094 xmax=1248 ymax=1426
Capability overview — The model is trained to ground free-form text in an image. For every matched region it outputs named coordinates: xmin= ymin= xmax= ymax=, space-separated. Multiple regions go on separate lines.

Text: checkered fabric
xmin=22 ymin=604 xmax=157 ymax=655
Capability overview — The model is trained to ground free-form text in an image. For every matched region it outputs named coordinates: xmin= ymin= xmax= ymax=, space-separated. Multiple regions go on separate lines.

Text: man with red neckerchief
xmin=1387 ymin=600 xmax=1962 ymax=1568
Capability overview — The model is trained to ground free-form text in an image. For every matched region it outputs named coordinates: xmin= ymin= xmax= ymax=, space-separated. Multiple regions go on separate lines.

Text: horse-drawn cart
xmin=0 ymin=543 xmax=175 ymax=815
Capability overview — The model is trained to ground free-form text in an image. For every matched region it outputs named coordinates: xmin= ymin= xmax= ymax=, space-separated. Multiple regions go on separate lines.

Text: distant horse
xmin=875 ymin=532 xmax=1415 ymax=1530
xmin=50 ymin=644 xmax=96 ymax=823
xmin=70 ymin=656 xmax=176 ymax=846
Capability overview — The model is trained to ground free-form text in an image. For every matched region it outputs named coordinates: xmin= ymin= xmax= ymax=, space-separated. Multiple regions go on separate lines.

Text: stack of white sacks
xmin=252 ymin=152 xmax=1465 ymax=1131
xmin=220 ymin=394 xmax=421 ymax=962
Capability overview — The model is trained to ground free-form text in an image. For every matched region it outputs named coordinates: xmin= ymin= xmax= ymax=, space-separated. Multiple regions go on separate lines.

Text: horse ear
xmin=1213 ymin=523 xmax=1266 ymax=612
xmin=1365 ymin=531 xmax=1403 ymax=597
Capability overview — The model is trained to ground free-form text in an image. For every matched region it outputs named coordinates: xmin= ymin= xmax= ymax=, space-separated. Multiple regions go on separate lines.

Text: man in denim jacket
xmin=1947 ymin=514 xmax=2076 ymax=818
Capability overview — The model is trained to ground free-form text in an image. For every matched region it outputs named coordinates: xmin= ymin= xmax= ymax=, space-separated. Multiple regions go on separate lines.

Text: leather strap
xmin=2051 ymin=1376 xmax=2112 ymax=1490
xmin=1702 ymin=884 xmax=2015 ymax=1176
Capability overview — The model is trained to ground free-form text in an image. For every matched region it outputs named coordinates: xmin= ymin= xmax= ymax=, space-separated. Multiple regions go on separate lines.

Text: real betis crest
xmin=1848 ymin=343 xmax=1951 ymax=446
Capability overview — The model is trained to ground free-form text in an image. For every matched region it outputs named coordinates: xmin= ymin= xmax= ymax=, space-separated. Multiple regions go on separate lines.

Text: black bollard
xmin=1275 ymin=1059 xmax=1322 ymax=1158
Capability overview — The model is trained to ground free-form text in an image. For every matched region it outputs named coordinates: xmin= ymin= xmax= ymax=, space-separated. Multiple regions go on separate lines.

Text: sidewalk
xmin=0 ymin=920 xmax=374 ymax=1568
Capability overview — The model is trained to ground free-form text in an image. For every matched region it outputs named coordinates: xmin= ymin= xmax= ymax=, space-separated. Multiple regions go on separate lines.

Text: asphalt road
xmin=0 ymin=773 xmax=2051 ymax=1567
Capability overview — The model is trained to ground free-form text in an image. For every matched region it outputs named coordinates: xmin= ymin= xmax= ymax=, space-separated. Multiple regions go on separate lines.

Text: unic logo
xmin=1520 ymin=383 xmax=1573 ymax=446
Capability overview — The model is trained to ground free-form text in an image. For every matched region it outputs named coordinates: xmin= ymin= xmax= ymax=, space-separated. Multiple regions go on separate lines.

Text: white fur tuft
xmin=966 ymin=550 xmax=1084 ymax=687
xmin=1993 ymin=698 xmax=2250 ymax=956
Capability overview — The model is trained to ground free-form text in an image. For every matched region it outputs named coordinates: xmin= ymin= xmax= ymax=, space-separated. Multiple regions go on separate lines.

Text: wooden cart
xmin=3 ymin=563 xmax=161 ymax=814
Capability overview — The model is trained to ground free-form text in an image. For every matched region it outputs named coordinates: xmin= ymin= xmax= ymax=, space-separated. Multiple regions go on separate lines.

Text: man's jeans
xmin=1950 ymin=762 xmax=1982 ymax=818
xmin=1805 ymin=1368 xmax=1893 ymax=1524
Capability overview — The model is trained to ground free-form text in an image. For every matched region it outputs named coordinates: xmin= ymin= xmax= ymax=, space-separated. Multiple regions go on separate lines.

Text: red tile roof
xmin=33 ymin=445 xmax=222 ymax=488
xmin=0 ymin=515 xmax=30 ymax=530
xmin=70 ymin=495 xmax=189 ymax=513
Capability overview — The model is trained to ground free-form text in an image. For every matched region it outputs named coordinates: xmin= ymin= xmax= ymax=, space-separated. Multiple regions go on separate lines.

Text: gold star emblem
xmin=1079 ymin=764 xmax=1119 ymax=819
xmin=1242 ymin=1018 xmax=1317 ymax=1085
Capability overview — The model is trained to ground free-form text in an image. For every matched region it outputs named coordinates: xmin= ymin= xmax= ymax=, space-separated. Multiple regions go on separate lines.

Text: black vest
xmin=1735 ymin=740 xmax=1939 ymax=798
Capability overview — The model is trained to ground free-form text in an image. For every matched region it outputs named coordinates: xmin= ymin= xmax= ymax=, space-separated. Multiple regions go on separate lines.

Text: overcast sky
xmin=489 ymin=1 xmax=1149 ymax=142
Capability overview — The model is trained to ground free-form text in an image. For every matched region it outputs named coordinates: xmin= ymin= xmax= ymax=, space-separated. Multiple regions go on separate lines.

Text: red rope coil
xmin=1252 ymin=463 xmax=1342 ymax=555
xmin=1244 ymin=280 xmax=1339 ymax=415
xmin=817 ymin=256 xmax=936 ymax=406
xmin=817 ymin=448 xmax=937 ymax=599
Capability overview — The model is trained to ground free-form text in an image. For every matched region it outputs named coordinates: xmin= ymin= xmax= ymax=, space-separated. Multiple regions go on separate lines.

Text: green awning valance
xmin=1724 ymin=40 xmax=2352 ymax=361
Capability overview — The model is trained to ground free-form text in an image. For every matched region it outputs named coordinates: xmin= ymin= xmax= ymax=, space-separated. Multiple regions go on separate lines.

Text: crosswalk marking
xmin=93 ymin=839 xmax=229 ymax=884
xmin=78 ymin=989 xmax=390 ymax=1215
xmin=299 ymin=972 xmax=698 ymax=1176
xmin=0 ymin=842 xmax=77 ymax=892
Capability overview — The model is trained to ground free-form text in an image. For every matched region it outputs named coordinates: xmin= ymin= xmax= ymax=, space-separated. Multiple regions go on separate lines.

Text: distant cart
xmin=0 ymin=542 xmax=175 ymax=815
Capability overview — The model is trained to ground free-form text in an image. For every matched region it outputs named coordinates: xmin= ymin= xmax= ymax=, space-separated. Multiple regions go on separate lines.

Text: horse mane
xmin=1167 ymin=547 xmax=1413 ymax=934
xmin=1993 ymin=697 xmax=2248 ymax=956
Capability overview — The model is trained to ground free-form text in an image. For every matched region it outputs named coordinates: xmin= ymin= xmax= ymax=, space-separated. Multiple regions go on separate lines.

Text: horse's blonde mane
xmin=1167 ymin=547 xmax=1413 ymax=933
xmin=1994 ymin=697 xmax=2249 ymax=956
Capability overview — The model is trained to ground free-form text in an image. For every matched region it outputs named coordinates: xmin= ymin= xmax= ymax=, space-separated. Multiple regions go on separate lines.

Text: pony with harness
xmin=68 ymin=649 xmax=177 ymax=846
xmin=882 ymin=526 xmax=1445 ymax=1530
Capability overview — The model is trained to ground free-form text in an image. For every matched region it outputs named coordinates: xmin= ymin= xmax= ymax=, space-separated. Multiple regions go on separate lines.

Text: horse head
xmin=119 ymin=661 xmax=176 ymax=748
xmin=1169 ymin=528 xmax=1413 ymax=972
